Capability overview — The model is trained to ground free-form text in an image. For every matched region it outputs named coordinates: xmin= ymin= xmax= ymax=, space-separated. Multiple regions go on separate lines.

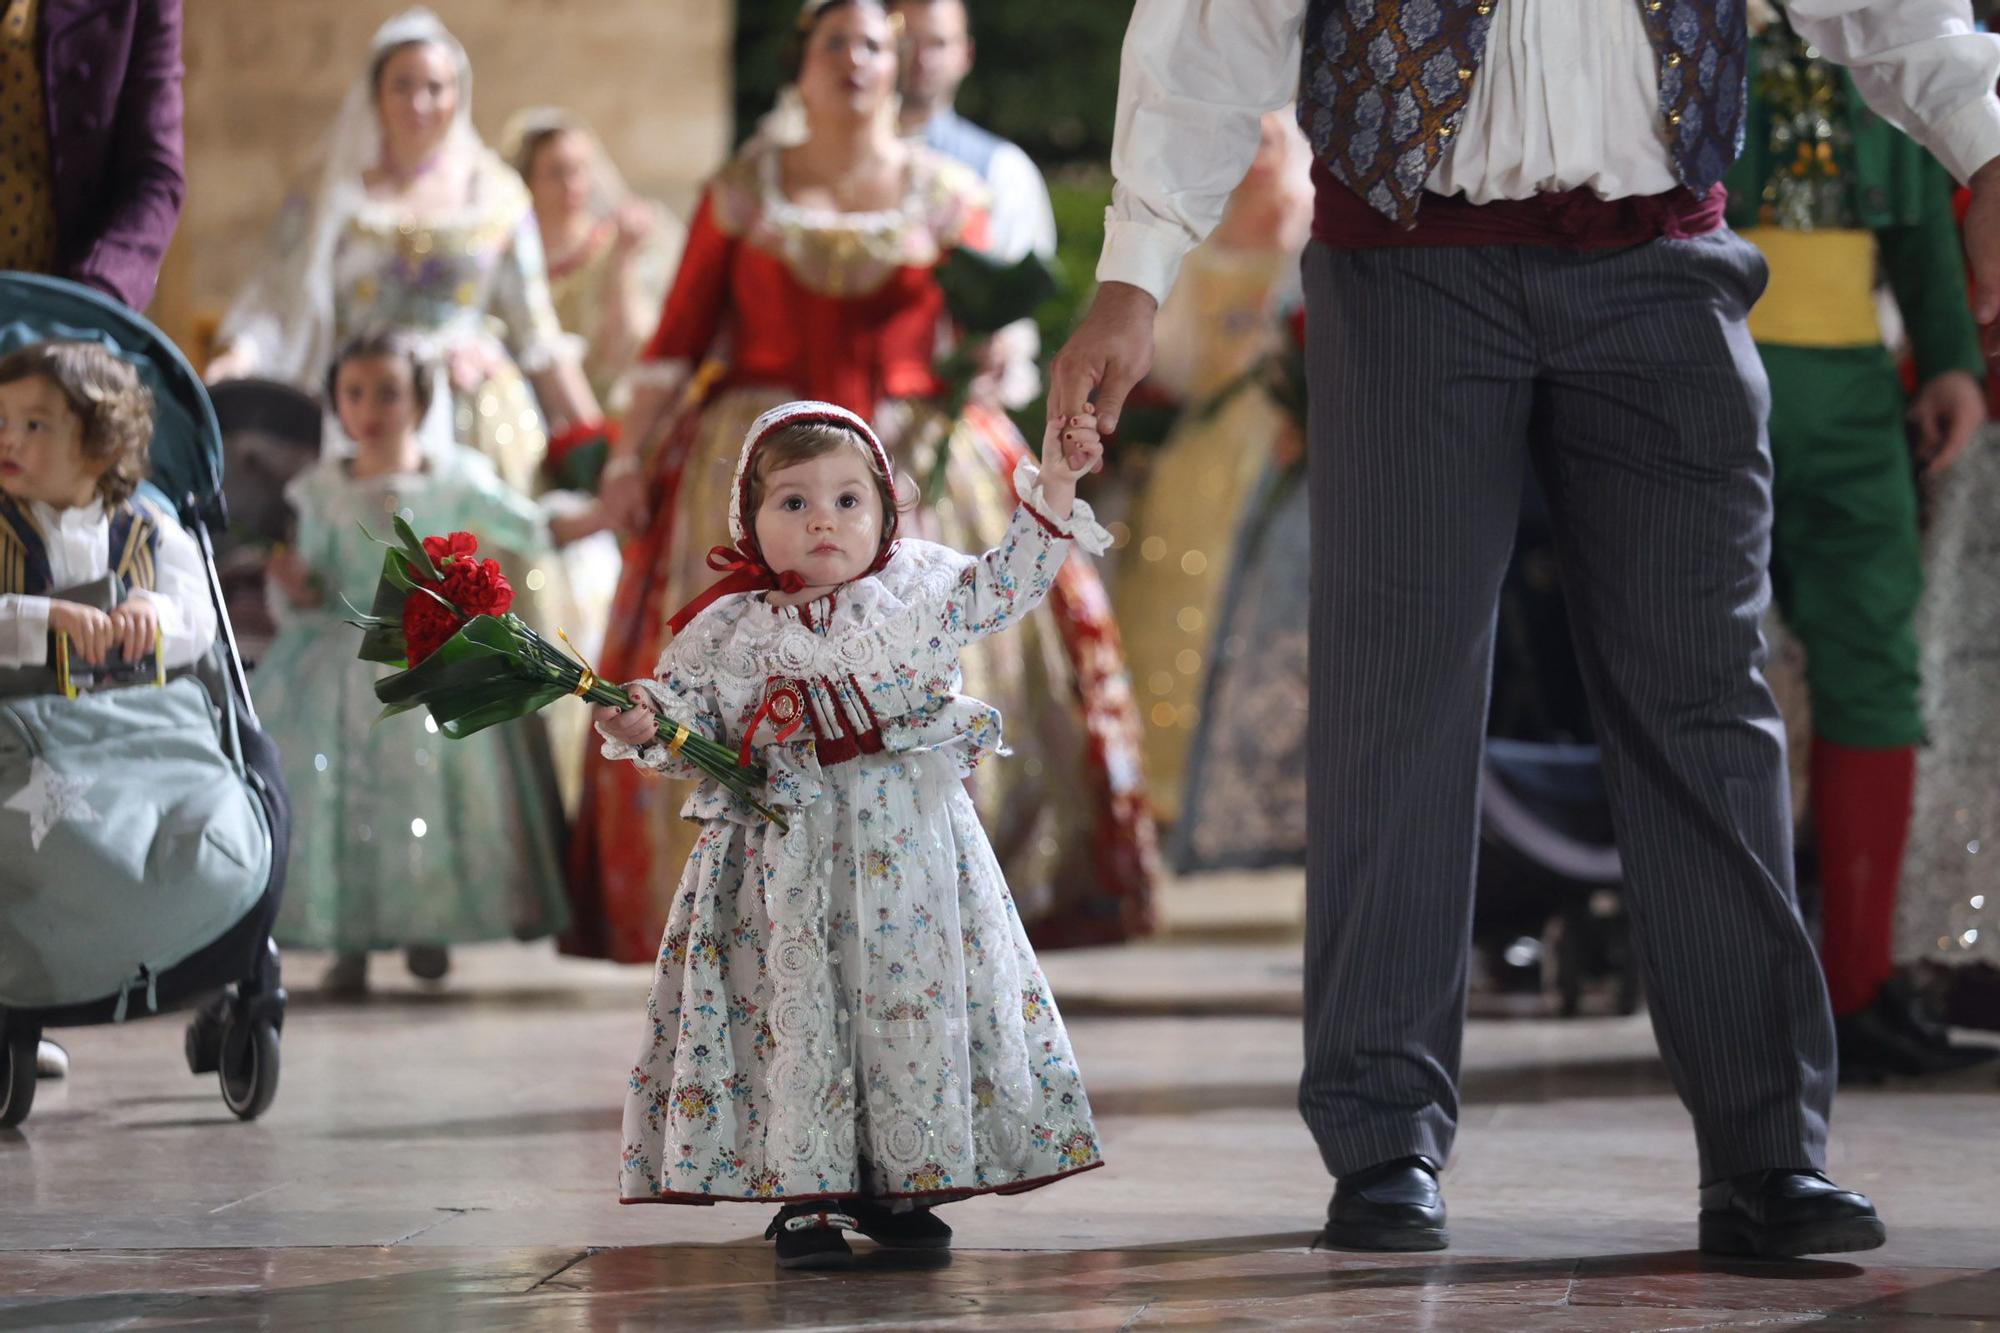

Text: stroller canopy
xmin=0 ymin=273 xmax=225 ymax=529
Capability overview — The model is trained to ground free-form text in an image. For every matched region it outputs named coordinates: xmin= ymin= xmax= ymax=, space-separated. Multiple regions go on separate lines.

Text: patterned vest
xmin=0 ymin=494 xmax=160 ymax=597
xmin=1300 ymin=0 xmax=1749 ymax=224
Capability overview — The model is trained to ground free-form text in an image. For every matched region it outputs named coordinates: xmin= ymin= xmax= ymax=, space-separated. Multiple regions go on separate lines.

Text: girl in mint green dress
xmin=256 ymin=333 xmax=569 ymax=993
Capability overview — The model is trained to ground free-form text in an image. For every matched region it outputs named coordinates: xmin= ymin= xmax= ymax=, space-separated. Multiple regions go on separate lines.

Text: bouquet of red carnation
xmin=346 ymin=517 xmax=786 ymax=829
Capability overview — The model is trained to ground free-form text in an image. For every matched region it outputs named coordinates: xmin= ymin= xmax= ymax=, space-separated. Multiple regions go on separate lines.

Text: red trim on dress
xmin=800 ymin=672 xmax=886 ymax=767
xmin=1021 ymin=499 xmax=1070 ymax=542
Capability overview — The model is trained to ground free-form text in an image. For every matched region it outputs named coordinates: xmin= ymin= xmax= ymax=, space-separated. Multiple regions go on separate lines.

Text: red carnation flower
xmin=441 ymin=555 xmax=515 ymax=619
xmin=402 ymin=586 xmax=463 ymax=666
xmin=423 ymin=531 xmax=480 ymax=564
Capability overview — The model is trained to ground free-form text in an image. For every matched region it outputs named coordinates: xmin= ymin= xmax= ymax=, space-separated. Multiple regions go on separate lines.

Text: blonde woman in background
xmin=505 ymin=109 xmax=682 ymax=417
xmin=1113 ymin=110 xmax=1312 ymax=830
xmin=205 ymin=8 xmax=604 ymax=498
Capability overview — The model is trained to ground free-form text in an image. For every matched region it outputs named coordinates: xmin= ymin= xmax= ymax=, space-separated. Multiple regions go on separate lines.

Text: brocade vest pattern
xmin=1298 ymin=0 xmax=1748 ymax=223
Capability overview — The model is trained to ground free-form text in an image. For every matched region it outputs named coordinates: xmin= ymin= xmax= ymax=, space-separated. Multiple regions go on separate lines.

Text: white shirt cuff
xmin=1930 ymin=93 xmax=2000 ymax=185
xmin=1097 ymin=217 xmax=1195 ymax=306
xmin=0 ymin=595 xmax=52 ymax=667
xmin=128 ymin=587 xmax=188 ymax=639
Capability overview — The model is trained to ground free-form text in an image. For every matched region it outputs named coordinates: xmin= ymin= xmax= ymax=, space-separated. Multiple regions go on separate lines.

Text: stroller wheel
xmin=219 ymin=1018 xmax=280 ymax=1121
xmin=1 ymin=1032 xmax=37 ymax=1128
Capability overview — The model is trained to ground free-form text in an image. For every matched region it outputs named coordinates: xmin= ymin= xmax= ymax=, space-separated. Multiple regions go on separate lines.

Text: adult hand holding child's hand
xmin=1038 ymin=414 xmax=1104 ymax=519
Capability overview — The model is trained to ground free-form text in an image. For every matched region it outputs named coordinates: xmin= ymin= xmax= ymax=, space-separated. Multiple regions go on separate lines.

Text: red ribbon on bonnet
xmin=665 ymin=544 xmax=807 ymax=636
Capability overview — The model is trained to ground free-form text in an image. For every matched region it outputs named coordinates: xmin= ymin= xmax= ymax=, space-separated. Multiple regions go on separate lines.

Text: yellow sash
xmin=1741 ymin=226 xmax=1883 ymax=349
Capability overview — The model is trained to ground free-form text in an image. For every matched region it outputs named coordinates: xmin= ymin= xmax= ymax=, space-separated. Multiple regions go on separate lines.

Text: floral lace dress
xmin=607 ymin=470 xmax=1104 ymax=1204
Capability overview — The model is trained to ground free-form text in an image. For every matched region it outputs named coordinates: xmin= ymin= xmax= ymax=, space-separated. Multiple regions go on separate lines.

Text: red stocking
xmin=1809 ymin=739 xmax=1917 ymax=1018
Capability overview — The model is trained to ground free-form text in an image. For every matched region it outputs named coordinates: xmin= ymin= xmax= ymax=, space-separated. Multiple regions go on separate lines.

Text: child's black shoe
xmin=847 ymin=1198 xmax=952 ymax=1250
xmin=765 ymin=1204 xmax=856 ymax=1269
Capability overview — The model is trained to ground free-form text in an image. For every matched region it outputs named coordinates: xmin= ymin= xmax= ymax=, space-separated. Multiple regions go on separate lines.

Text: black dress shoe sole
xmin=1321 ymin=1222 xmax=1450 ymax=1252
xmin=1698 ymin=1211 xmax=1887 ymax=1259
xmin=852 ymin=1225 xmax=952 ymax=1250
xmin=775 ymin=1242 xmax=856 ymax=1270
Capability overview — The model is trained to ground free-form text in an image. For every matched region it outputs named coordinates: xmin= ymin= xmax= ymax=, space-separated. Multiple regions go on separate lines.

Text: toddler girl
xmin=595 ymin=400 xmax=1108 ymax=1268
xmin=258 ymin=330 xmax=590 ymax=995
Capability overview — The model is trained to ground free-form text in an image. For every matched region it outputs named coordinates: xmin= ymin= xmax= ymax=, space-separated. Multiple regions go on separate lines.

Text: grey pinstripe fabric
xmin=1299 ymin=233 xmax=1836 ymax=1186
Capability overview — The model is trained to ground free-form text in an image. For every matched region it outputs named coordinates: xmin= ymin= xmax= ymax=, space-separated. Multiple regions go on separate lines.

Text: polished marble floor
xmin=4 ymin=908 xmax=1998 ymax=1331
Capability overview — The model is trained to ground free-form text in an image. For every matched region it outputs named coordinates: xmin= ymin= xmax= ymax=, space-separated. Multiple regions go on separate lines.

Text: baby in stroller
xmin=1 ymin=276 xmax=288 ymax=1131
xmin=0 ymin=341 xmax=217 ymax=674
xmin=0 ymin=340 xmax=219 ymax=1083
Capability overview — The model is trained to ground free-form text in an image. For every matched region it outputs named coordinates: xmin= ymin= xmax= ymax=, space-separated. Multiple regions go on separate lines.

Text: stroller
xmin=203 ymin=376 xmax=323 ymax=667
xmin=0 ymin=274 xmax=291 ymax=1128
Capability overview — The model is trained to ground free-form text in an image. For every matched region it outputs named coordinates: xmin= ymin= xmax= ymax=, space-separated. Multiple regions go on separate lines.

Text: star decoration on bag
xmin=5 ymin=756 xmax=101 ymax=851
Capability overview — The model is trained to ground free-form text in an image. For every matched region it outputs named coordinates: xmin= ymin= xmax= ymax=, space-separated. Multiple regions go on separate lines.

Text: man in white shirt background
xmin=1050 ymin=0 xmax=2000 ymax=1260
xmin=892 ymin=0 xmax=1058 ymax=411
xmin=892 ymin=0 xmax=1057 ymax=265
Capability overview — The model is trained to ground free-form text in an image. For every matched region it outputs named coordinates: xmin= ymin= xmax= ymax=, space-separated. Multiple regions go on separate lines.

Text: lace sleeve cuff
xmin=597 ymin=677 xmax=709 ymax=774
xmin=1013 ymin=460 xmax=1112 ymax=556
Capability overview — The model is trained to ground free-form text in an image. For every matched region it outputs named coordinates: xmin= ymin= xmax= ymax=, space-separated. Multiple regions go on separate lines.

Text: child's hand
xmin=1046 ymin=413 xmax=1105 ymax=479
xmin=48 ymin=600 xmax=113 ymax=665
xmin=1038 ymin=414 xmax=1103 ymax=518
xmin=109 ymin=599 xmax=160 ymax=664
xmin=269 ymin=547 xmax=322 ymax=609
xmin=594 ymin=696 xmax=658 ymax=747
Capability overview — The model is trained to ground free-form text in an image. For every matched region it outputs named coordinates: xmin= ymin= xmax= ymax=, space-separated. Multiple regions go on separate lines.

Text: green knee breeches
xmin=1763 ymin=343 xmax=1924 ymax=749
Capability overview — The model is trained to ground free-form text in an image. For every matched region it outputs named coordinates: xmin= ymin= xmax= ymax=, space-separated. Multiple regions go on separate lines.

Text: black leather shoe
xmin=1323 ymin=1155 xmax=1448 ymax=1251
xmin=1838 ymin=988 xmax=1999 ymax=1082
xmin=765 ymin=1204 xmax=856 ymax=1269
xmin=1698 ymin=1170 xmax=1885 ymax=1258
xmin=847 ymin=1198 xmax=953 ymax=1250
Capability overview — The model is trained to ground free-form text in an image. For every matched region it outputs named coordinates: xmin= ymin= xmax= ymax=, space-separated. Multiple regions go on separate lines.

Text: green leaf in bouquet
xmin=353 ymin=547 xmax=459 ymax=665
xmin=436 ymin=686 xmax=574 ymax=738
xmin=374 ymin=620 xmax=526 ymax=698
xmin=934 ymin=247 xmax=1062 ymax=336
xmin=377 ymin=671 xmax=561 ymax=730
xmin=355 ymin=623 xmax=409 ymax=667
xmin=390 ymin=514 xmax=443 ymax=581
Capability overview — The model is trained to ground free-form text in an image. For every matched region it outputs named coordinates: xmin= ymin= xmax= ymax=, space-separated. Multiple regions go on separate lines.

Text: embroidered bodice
xmin=604 ymin=466 xmax=1108 ymax=822
xmin=330 ymin=153 xmax=569 ymax=370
